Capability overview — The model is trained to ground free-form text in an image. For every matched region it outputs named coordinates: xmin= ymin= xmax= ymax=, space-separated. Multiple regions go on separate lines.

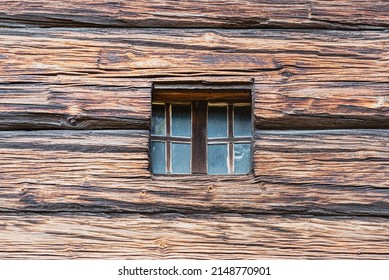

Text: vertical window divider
xmin=228 ymin=103 xmax=234 ymax=174
xmin=192 ymin=100 xmax=207 ymax=174
xmin=166 ymin=103 xmax=171 ymax=174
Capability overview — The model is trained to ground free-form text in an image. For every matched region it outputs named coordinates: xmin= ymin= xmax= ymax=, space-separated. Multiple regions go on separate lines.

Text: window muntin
xmin=150 ymin=101 xmax=252 ymax=175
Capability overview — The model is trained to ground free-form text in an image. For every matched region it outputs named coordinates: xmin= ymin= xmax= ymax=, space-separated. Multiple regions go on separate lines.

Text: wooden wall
xmin=0 ymin=0 xmax=388 ymax=259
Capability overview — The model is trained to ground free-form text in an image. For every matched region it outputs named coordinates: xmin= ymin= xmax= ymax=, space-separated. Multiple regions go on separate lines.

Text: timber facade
xmin=0 ymin=1 xmax=388 ymax=259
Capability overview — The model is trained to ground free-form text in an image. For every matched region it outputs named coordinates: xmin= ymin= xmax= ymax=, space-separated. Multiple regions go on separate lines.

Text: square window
xmin=150 ymin=82 xmax=253 ymax=175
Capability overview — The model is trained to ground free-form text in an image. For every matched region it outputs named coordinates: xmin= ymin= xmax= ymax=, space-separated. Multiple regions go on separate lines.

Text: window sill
xmin=150 ymin=173 xmax=254 ymax=182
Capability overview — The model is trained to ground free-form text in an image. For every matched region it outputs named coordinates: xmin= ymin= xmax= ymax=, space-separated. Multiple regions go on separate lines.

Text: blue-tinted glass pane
xmin=172 ymin=105 xmax=191 ymax=137
xmin=151 ymin=141 xmax=166 ymax=174
xmin=172 ymin=143 xmax=191 ymax=174
xmin=234 ymin=143 xmax=251 ymax=174
xmin=234 ymin=106 xmax=251 ymax=137
xmin=151 ymin=104 xmax=165 ymax=135
xmin=208 ymin=106 xmax=227 ymax=138
xmin=207 ymin=144 xmax=228 ymax=174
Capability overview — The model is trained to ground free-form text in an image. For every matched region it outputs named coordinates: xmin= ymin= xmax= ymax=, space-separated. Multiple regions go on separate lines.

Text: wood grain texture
xmin=0 ymin=213 xmax=388 ymax=259
xmin=2 ymin=28 xmax=388 ymax=81
xmin=256 ymin=81 xmax=389 ymax=129
xmin=0 ymin=28 xmax=388 ymax=130
xmin=0 ymin=1 xmax=388 ymax=29
xmin=0 ymin=130 xmax=150 ymax=213
xmin=255 ymin=130 xmax=389 ymax=188
xmin=0 ymin=80 xmax=151 ymax=130
xmin=0 ymin=130 xmax=388 ymax=216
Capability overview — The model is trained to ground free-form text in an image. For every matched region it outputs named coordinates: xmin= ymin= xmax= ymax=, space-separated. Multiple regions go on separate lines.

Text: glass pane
xmin=151 ymin=141 xmax=166 ymax=174
xmin=207 ymin=144 xmax=228 ymax=174
xmin=208 ymin=105 xmax=228 ymax=138
xmin=234 ymin=143 xmax=251 ymax=174
xmin=151 ymin=104 xmax=165 ymax=135
xmin=172 ymin=143 xmax=191 ymax=174
xmin=234 ymin=106 xmax=251 ymax=137
xmin=172 ymin=105 xmax=191 ymax=137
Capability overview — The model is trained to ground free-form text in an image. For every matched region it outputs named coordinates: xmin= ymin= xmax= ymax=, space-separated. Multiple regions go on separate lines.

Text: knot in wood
xmin=20 ymin=184 xmax=28 ymax=193
xmin=208 ymin=185 xmax=214 ymax=192
xmin=140 ymin=190 xmax=147 ymax=198
xmin=67 ymin=117 xmax=78 ymax=126
xmin=155 ymin=238 xmax=168 ymax=248
xmin=281 ymin=70 xmax=292 ymax=79
xmin=66 ymin=248 xmax=76 ymax=258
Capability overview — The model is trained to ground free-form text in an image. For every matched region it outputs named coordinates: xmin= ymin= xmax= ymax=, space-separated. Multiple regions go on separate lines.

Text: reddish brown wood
xmin=1 ymin=1 xmax=389 ymax=29
xmin=0 ymin=29 xmax=388 ymax=130
xmin=255 ymin=130 xmax=389 ymax=188
xmin=0 ymin=1 xmax=388 ymax=261
xmin=0 ymin=129 xmax=387 ymax=216
xmin=0 ymin=213 xmax=388 ymax=259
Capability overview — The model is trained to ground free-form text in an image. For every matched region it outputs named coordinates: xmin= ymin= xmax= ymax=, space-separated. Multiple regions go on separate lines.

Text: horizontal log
xmin=2 ymin=29 xmax=388 ymax=81
xmin=255 ymin=81 xmax=389 ymax=129
xmin=0 ymin=1 xmax=388 ymax=29
xmin=0 ymin=28 xmax=388 ymax=130
xmin=0 ymin=213 xmax=388 ymax=259
xmin=0 ymin=80 xmax=151 ymax=130
xmin=0 ymin=130 xmax=388 ymax=216
xmin=0 ymin=130 xmax=151 ymax=209
xmin=255 ymin=130 xmax=389 ymax=188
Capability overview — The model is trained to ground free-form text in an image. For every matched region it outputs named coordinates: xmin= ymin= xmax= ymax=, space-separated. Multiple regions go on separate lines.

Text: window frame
xmin=150 ymin=81 xmax=254 ymax=176
xmin=206 ymin=102 xmax=252 ymax=174
xmin=151 ymin=102 xmax=193 ymax=174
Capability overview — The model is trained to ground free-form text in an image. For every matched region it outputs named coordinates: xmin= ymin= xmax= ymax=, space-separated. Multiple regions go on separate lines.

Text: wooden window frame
xmin=151 ymin=102 xmax=193 ymax=174
xmin=151 ymin=81 xmax=254 ymax=176
xmin=207 ymin=102 xmax=252 ymax=174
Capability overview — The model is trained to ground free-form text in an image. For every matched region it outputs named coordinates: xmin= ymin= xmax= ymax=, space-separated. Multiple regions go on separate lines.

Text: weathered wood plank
xmin=0 ymin=129 xmax=150 ymax=179
xmin=255 ymin=130 xmax=389 ymax=188
xmin=255 ymin=81 xmax=389 ymax=129
xmin=0 ymin=213 xmax=388 ymax=259
xmin=0 ymin=80 xmax=151 ymax=130
xmin=2 ymin=28 xmax=388 ymax=81
xmin=0 ymin=1 xmax=388 ymax=29
xmin=0 ymin=130 xmax=388 ymax=216
xmin=1 ymin=79 xmax=389 ymax=130
xmin=0 ymin=28 xmax=388 ymax=130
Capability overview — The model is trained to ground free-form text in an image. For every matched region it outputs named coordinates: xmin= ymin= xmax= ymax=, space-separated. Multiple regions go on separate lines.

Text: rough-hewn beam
xmin=2 ymin=28 xmax=388 ymax=81
xmin=0 ymin=213 xmax=388 ymax=259
xmin=255 ymin=81 xmax=389 ymax=129
xmin=0 ymin=130 xmax=388 ymax=216
xmin=0 ymin=28 xmax=388 ymax=130
xmin=255 ymin=130 xmax=389 ymax=188
xmin=0 ymin=80 xmax=151 ymax=130
xmin=0 ymin=1 xmax=388 ymax=29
